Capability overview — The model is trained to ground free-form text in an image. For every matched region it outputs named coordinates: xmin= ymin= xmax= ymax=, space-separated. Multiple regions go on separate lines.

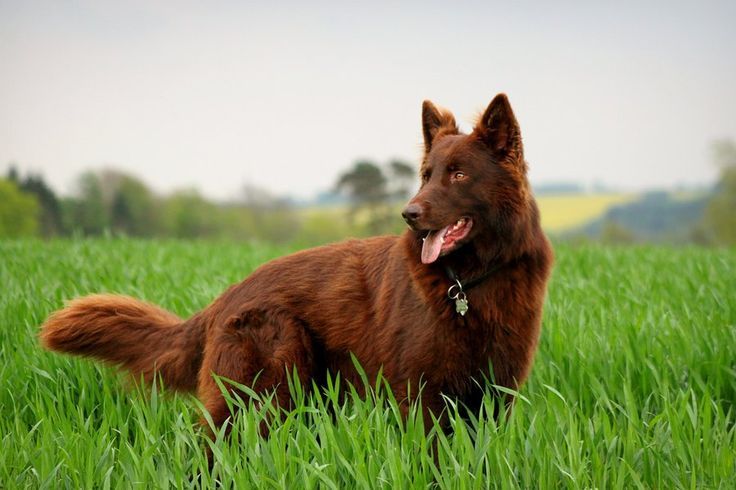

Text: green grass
xmin=1 ymin=239 xmax=735 ymax=488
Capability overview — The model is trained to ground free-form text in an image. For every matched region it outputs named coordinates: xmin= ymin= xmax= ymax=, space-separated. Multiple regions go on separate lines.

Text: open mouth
xmin=420 ymin=217 xmax=473 ymax=264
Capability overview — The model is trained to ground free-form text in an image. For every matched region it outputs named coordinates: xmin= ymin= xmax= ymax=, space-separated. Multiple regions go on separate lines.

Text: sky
xmin=1 ymin=0 xmax=735 ymax=200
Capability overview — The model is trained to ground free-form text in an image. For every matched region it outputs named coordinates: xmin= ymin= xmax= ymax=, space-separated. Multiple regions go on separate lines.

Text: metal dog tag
xmin=455 ymin=293 xmax=469 ymax=316
xmin=448 ymin=281 xmax=469 ymax=316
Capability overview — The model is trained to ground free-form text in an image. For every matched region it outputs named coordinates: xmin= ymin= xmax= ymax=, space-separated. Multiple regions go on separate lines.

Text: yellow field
xmin=537 ymin=193 xmax=635 ymax=232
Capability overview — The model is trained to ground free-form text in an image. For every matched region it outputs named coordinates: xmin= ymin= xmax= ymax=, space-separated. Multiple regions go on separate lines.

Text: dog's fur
xmin=41 ymin=94 xmax=552 ymax=431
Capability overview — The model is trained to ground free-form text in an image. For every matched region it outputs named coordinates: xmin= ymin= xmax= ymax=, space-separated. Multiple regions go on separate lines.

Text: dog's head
xmin=402 ymin=94 xmax=531 ymax=264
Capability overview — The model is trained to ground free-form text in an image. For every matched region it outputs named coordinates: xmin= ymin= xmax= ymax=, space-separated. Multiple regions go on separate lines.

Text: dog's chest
xmin=424 ymin=315 xmax=496 ymax=394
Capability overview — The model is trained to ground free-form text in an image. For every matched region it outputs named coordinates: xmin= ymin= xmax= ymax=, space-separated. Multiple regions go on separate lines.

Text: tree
xmin=336 ymin=161 xmax=388 ymax=206
xmin=704 ymin=139 xmax=736 ymax=245
xmin=238 ymin=184 xmax=301 ymax=244
xmin=6 ymin=166 xmax=63 ymax=237
xmin=0 ymin=179 xmax=39 ymax=237
xmin=67 ymin=171 xmax=109 ymax=235
xmin=335 ymin=159 xmax=416 ymax=235
xmin=60 ymin=169 xmax=160 ymax=237
xmin=110 ymin=174 xmax=158 ymax=236
xmin=387 ymin=159 xmax=416 ymax=201
xmin=711 ymin=139 xmax=736 ymax=170
xmin=161 ymin=190 xmax=219 ymax=239
xmin=6 ymin=165 xmax=19 ymax=183
xmin=335 ymin=160 xmax=391 ymax=234
xmin=20 ymin=174 xmax=63 ymax=236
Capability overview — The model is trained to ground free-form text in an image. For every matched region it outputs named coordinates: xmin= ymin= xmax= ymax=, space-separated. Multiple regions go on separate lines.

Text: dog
xmin=41 ymin=93 xmax=553 ymax=434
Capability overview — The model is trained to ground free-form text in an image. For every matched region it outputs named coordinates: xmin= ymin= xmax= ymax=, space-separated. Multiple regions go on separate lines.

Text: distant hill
xmin=565 ymin=191 xmax=711 ymax=242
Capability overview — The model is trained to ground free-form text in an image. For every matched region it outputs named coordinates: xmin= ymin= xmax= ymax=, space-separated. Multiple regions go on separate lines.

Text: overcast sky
xmin=1 ymin=0 xmax=735 ymax=200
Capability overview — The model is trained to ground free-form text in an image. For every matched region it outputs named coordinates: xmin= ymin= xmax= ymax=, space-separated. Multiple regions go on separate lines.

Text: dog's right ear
xmin=474 ymin=93 xmax=522 ymax=159
xmin=422 ymin=101 xmax=457 ymax=152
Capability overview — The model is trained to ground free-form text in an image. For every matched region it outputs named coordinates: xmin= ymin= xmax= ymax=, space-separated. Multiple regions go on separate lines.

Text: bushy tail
xmin=40 ymin=294 xmax=203 ymax=392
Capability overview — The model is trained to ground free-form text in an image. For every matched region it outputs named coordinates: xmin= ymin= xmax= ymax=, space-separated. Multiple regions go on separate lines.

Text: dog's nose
xmin=401 ymin=203 xmax=423 ymax=224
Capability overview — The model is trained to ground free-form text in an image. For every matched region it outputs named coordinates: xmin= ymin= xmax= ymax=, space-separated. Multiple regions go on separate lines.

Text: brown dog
xmin=41 ymin=94 xmax=552 ymax=432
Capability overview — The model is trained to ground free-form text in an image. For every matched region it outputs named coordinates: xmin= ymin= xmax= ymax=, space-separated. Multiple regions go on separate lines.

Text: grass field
xmin=1 ymin=239 xmax=735 ymax=488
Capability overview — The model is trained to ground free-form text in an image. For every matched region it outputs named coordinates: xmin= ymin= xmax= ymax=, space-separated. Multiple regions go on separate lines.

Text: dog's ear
xmin=474 ymin=94 xmax=522 ymax=158
xmin=422 ymin=100 xmax=457 ymax=152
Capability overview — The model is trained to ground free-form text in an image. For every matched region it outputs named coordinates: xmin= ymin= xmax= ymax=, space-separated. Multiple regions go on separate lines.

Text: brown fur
xmin=41 ymin=94 xmax=553 ymax=434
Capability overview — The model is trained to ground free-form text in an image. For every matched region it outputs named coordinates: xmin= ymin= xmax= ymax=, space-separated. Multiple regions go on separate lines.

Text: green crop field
xmin=1 ymin=239 xmax=734 ymax=488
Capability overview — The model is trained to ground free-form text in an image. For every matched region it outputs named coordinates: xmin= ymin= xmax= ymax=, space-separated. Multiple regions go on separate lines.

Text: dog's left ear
xmin=422 ymin=100 xmax=458 ymax=152
xmin=474 ymin=93 xmax=522 ymax=157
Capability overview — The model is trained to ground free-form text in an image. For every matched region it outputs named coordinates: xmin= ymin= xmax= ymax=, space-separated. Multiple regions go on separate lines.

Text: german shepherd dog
xmin=41 ymin=94 xmax=553 ymax=435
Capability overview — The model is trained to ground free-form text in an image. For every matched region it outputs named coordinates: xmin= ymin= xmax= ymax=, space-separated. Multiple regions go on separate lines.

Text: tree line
xmin=0 ymin=160 xmax=416 ymax=244
xmin=2 ymin=142 xmax=734 ymax=246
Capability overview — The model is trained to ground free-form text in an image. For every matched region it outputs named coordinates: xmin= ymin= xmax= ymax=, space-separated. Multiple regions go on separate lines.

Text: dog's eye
xmin=452 ymin=171 xmax=467 ymax=182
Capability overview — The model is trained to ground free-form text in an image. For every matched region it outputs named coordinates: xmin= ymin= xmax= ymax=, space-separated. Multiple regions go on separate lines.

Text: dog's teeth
xmin=457 ymin=219 xmax=463 ymax=226
xmin=440 ymin=237 xmax=445 ymax=243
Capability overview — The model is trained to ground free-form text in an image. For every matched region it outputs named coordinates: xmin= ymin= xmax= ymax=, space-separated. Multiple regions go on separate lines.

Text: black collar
xmin=443 ymin=262 xmax=504 ymax=293
xmin=442 ymin=261 xmax=506 ymax=316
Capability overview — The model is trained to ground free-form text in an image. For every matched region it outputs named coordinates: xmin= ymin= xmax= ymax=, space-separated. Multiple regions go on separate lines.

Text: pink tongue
xmin=421 ymin=226 xmax=450 ymax=264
